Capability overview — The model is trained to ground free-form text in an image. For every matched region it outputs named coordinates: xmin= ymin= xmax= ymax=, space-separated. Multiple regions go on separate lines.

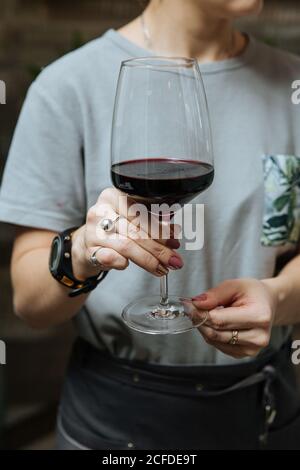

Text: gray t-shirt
xmin=1 ymin=30 xmax=300 ymax=365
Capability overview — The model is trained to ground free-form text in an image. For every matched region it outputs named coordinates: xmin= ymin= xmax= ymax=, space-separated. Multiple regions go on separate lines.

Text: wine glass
xmin=111 ymin=57 xmax=214 ymax=335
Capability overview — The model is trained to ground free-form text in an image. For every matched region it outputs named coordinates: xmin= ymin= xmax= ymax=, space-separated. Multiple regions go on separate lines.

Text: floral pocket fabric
xmin=261 ymin=154 xmax=300 ymax=247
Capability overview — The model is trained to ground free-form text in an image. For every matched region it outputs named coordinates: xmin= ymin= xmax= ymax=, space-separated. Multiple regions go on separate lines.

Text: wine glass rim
xmin=122 ymin=56 xmax=197 ymax=68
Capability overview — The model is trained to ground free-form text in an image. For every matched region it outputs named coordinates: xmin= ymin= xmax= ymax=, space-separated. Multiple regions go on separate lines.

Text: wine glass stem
xmin=160 ymin=274 xmax=169 ymax=306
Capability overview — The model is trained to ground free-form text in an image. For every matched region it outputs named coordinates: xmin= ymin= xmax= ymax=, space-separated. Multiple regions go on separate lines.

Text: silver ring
xmin=90 ymin=248 xmax=104 ymax=268
xmin=99 ymin=215 xmax=122 ymax=233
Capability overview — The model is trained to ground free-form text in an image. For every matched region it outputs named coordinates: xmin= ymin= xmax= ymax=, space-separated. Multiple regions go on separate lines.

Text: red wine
xmin=111 ymin=158 xmax=214 ymax=208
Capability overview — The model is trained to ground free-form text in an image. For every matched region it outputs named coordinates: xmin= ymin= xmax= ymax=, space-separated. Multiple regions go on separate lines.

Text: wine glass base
xmin=122 ymin=295 xmax=206 ymax=335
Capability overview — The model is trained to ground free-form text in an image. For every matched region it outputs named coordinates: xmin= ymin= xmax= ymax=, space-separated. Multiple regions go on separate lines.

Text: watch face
xmin=50 ymin=237 xmax=61 ymax=272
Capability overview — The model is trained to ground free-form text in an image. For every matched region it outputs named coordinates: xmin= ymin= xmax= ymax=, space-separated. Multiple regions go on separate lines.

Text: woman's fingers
xmin=99 ymin=187 xmax=180 ymax=245
xmin=192 ymin=279 xmax=273 ymax=331
xmin=116 ymin=216 xmax=183 ymax=271
xmin=192 ymin=280 xmax=240 ymax=310
xmin=87 ymin=247 xmax=129 ymax=271
xmin=87 ymin=201 xmax=183 ymax=275
xmin=191 ymin=304 xmax=264 ymax=331
xmin=198 ymin=324 xmax=270 ymax=350
xmin=90 ymin=214 xmax=170 ymax=277
xmin=99 ymin=235 xmax=170 ymax=277
xmin=84 ymin=188 xmax=182 ymax=277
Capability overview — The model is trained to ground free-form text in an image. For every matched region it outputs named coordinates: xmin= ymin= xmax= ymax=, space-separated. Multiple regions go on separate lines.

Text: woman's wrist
xmin=262 ymin=276 xmax=291 ymax=326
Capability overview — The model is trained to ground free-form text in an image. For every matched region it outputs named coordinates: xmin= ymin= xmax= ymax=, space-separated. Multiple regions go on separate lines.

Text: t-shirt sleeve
xmin=0 ymin=78 xmax=86 ymax=232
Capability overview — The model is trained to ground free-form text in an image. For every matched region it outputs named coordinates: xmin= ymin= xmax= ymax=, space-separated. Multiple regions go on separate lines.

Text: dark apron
xmin=56 ymin=337 xmax=300 ymax=450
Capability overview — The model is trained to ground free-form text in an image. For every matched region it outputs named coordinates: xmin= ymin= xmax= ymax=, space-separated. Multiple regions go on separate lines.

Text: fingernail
xmin=168 ymin=256 xmax=184 ymax=270
xmin=157 ymin=264 xmax=169 ymax=275
xmin=166 ymin=239 xmax=181 ymax=249
xmin=192 ymin=293 xmax=208 ymax=302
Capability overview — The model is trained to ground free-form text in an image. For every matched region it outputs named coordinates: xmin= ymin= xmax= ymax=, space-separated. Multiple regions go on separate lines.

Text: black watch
xmin=49 ymin=227 xmax=108 ymax=297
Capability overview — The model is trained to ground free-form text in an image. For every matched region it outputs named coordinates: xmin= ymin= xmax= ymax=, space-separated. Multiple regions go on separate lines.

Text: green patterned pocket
xmin=261 ymin=154 xmax=300 ymax=246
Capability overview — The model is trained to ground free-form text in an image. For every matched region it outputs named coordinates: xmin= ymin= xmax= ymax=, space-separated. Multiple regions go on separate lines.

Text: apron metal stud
xmin=196 ymin=384 xmax=204 ymax=391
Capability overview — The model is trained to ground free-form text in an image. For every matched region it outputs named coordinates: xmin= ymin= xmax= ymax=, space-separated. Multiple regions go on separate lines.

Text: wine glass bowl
xmin=111 ymin=57 xmax=214 ymax=334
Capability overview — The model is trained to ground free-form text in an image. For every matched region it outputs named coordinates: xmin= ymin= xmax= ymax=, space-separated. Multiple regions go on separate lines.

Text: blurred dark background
xmin=0 ymin=0 xmax=300 ymax=450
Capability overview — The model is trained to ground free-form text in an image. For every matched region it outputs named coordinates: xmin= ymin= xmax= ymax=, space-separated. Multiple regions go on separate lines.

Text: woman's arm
xmin=263 ymin=253 xmax=300 ymax=326
xmin=11 ymin=228 xmax=88 ymax=329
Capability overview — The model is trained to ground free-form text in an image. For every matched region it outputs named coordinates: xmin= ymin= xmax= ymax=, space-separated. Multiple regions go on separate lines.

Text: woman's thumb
xmin=192 ymin=280 xmax=237 ymax=310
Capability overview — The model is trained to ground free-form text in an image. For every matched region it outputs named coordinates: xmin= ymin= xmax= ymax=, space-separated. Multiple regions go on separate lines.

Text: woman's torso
xmin=2 ymin=30 xmax=300 ymax=364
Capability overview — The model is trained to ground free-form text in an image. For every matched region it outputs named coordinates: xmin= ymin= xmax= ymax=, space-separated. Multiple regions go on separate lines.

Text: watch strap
xmin=68 ymin=271 xmax=108 ymax=298
xmin=50 ymin=227 xmax=108 ymax=296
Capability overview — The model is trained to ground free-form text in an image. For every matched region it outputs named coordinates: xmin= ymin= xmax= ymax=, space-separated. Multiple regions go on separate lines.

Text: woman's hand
xmin=192 ymin=278 xmax=278 ymax=359
xmin=71 ymin=187 xmax=183 ymax=280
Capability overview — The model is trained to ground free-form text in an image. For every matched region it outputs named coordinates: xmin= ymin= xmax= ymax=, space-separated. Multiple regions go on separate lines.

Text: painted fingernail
xmin=168 ymin=256 xmax=184 ymax=270
xmin=157 ymin=264 xmax=169 ymax=276
xmin=166 ymin=239 xmax=181 ymax=249
xmin=192 ymin=293 xmax=208 ymax=302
